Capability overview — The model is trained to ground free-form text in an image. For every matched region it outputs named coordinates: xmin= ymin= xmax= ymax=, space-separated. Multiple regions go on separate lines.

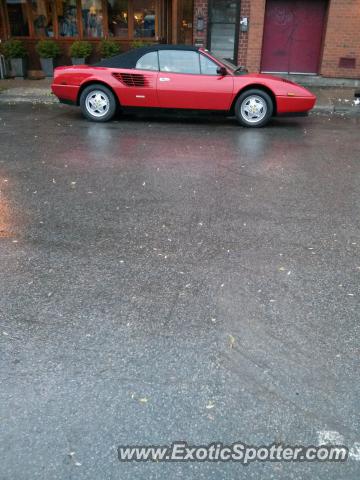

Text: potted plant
xmin=2 ymin=40 xmax=27 ymax=78
xmin=99 ymin=39 xmax=120 ymax=60
xmin=70 ymin=41 xmax=92 ymax=65
xmin=36 ymin=40 xmax=60 ymax=77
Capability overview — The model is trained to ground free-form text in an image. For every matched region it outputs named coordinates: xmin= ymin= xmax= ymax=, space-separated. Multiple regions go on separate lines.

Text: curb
xmin=0 ymin=91 xmax=59 ymax=104
xmin=313 ymin=105 xmax=360 ymax=115
xmin=0 ymin=97 xmax=59 ymax=104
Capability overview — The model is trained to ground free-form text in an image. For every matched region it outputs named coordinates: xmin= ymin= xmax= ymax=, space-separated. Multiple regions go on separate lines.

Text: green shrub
xmin=2 ymin=40 xmax=27 ymax=59
xmin=70 ymin=41 xmax=92 ymax=58
xmin=99 ymin=40 xmax=120 ymax=58
xmin=130 ymin=40 xmax=153 ymax=49
xmin=36 ymin=40 xmax=60 ymax=59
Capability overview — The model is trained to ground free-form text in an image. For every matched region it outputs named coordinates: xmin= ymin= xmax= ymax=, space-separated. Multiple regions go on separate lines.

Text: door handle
xmin=159 ymin=77 xmax=170 ymax=82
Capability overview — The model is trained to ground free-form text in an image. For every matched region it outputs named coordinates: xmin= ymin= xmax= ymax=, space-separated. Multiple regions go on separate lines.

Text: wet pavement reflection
xmin=0 ymin=104 xmax=359 ymax=479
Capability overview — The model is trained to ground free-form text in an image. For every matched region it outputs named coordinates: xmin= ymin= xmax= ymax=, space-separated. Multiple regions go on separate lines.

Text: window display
xmin=6 ymin=0 xmax=30 ymax=36
xmin=133 ymin=0 xmax=155 ymax=38
xmin=31 ymin=0 xmax=54 ymax=37
xmin=57 ymin=0 xmax=78 ymax=36
xmin=107 ymin=0 xmax=128 ymax=38
xmin=82 ymin=0 xmax=103 ymax=37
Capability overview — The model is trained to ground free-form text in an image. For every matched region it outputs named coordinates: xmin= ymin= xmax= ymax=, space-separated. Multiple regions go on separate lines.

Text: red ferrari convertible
xmin=51 ymin=45 xmax=316 ymax=128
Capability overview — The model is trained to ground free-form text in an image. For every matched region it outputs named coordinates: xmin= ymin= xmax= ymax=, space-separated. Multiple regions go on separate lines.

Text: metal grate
xmin=338 ymin=57 xmax=356 ymax=69
xmin=112 ymin=72 xmax=149 ymax=87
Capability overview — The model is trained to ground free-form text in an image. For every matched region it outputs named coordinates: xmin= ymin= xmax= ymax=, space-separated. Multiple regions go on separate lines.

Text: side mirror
xmin=236 ymin=65 xmax=248 ymax=74
xmin=216 ymin=66 xmax=227 ymax=76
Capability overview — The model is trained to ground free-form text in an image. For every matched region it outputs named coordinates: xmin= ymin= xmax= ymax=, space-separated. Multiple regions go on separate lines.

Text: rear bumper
xmin=59 ymin=98 xmax=76 ymax=106
xmin=276 ymin=95 xmax=316 ymax=115
xmin=51 ymin=83 xmax=79 ymax=104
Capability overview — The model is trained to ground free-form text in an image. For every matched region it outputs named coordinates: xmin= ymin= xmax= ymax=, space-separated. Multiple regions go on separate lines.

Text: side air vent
xmin=112 ymin=72 xmax=149 ymax=87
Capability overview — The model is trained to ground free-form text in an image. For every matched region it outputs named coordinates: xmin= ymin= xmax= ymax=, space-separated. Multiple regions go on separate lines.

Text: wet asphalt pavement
xmin=0 ymin=104 xmax=359 ymax=479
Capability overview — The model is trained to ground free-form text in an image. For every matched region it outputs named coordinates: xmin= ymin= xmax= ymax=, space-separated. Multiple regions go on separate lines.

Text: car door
xmin=156 ymin=50 xmax=233 ymax=110
xmin=114 ymin=51 xmax=160 ymax=108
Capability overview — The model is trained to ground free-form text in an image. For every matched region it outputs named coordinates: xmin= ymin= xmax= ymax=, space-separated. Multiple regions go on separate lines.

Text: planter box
xmin=40 ymin=58 xmax=55 ymax=77
xmin=71 ymin=57 xmax=86 ymax=65
xmin=10 ymin=58 xmax=27 ymax=78
xmin=27 ymin=70 xmax=45 ymax=80
xmin=0 ymin=55 xmax=8 ymax=79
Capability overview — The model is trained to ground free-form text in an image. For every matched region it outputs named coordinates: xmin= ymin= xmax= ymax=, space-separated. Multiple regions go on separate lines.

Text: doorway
xmin=207 ymin=0 xmax=240 ymax=63
xmin=261 ymin=0 xmax=327 ymax=74
xmin=160 ymin=0 xmax=193 ymax=44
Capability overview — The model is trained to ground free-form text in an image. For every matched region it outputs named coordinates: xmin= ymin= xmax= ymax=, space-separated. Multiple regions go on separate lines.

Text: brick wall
xmin=245 ymin=0 xmax=266 ymax=73
xmin=237 ymin=0 xmax=250 ymax=66
xmin=321 ymin=0 xmax=360 ymax=78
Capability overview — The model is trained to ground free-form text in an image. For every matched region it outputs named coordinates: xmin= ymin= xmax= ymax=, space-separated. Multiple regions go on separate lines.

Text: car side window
xmin=136 ymin=52 xmax=159 ymax=71
xmin=200 ymin=55 xmax=218 ymax=75
xmin=158 ymin=50 xmax=200 ymax=74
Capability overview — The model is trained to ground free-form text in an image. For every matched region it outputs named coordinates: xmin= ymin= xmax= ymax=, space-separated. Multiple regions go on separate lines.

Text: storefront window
xmin=133 ymin=0 xmax=155 ymax=37
xmin=57 ymin=0 xmax=78 ymax=36
xmin=6 ymin=0 xmax=29 ymax=36
xmin=82 ymin=0 xmax=103 ymax=37
xmin=31 ymin=0 xmax=54 ymax=37
xmin=5 ymin=0 xmax=179 ymax=41
xmin=107 ymin=0 xmax=128 ymax=38
xmin=178 ymin=0 xmax=193 ymax=44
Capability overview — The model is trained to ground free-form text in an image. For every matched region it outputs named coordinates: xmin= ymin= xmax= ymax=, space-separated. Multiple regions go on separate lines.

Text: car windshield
xmin=208 ymin=52 xmax=237 ymax=72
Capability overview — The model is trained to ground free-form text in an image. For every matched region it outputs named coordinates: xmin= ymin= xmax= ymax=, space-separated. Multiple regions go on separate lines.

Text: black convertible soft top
xmin=96 ymin=44 xmax=200 ymax=69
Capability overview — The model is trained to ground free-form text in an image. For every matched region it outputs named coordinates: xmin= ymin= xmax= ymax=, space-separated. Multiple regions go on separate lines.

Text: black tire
xmin=79 ymin=84 xmax=117 ymax=122
xmin=235 ymin=89 xmax=273 ymax=128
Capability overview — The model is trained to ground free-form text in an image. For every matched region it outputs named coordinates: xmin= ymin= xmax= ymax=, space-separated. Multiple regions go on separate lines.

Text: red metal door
xmin=261 ymin=0 xmax=327 ymax=74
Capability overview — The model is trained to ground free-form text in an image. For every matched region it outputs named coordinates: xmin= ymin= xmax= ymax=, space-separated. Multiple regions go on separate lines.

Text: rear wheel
xmin=80 ymin=84 xmax=117 ymax=122
xmin=235 ymin=89 xmax=273 ymax=128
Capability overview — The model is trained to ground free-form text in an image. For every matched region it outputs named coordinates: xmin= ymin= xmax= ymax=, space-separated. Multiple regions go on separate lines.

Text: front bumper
xmin=276 ymin=95 xmax=316 ymax=115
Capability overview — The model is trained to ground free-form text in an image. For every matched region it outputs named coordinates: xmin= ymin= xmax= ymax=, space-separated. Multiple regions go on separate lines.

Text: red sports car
xmin=51 ymin=45 xmax=316 ymax=128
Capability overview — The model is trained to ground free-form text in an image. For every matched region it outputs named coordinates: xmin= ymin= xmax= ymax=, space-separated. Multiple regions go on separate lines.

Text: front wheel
xmin=79 ymin=84 xmax=117 ymax=122
xmin=235 ymin=89 xmax=273 ymax=128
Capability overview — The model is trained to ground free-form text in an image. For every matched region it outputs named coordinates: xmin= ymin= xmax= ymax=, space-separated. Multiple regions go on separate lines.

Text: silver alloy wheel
xmin=85 ymin=90 xmax=110 ymax=118
xmin=240 ymin=95 xmax=267 ymax=124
